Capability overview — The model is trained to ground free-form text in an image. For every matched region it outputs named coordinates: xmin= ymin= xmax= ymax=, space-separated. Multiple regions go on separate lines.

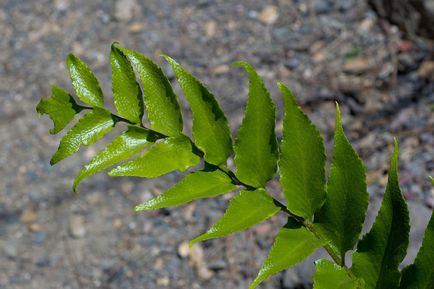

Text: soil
xmin=0 ymin=1 xmax=433 ymax=289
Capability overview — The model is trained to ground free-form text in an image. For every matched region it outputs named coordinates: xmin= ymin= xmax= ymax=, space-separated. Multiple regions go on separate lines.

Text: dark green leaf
xmin=108 ymin=135 xmax=200 ymax=178
xmin=67 ymin=54 xmax=104 ymax=108
xmin=73 ymin=126 xmax=154 ymax=191
xmin=249 ymin=218 xmax=323 ymax=289
xmin=119 ymin=47 xmax=183 ymax=136
xmin=135 ymin=169 xmax=236 ymax=211
xmin=232 ymin=62 xmax=278 ymax=188
xmin=190 ymin=189 xmax=280 ymax=245
xmin=313 ymin=259 xmax=364 ymax=289
xmin=315 ymin=103 xmax=368 ymax=259
xmin=51 ymin=108 xmax=114 ymax=165
xmin=36 ymin=85 xmax=83 ymax=134
xmin=399 ymin=211 xmax=434 ymax=289
xmin=164 ymin=55 xmax=232 ymax=165
xmin=110 ymin=44 xmax=144 ymax=124
xmin=278 ymin=83 xmax=326 ymax=219
xmin=352 ymin=139 xmax=410 ymax=289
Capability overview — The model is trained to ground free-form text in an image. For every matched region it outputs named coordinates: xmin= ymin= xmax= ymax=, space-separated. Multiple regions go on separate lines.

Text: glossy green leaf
xmin=36 ymin=86 xmax=83 ymax=134
xmin=118 ymin=47 xmax=183 ymax=136
xmin=190 ymin=189 xmax=280 ymax=245
xmin=352 ymin=139 xmax=410 ymax=289
xmin=73 ymin=126 xmax=155 ymax=191
xmin=232 ymin=62 xmax=278 ymax=188
xmin=67 ymin=54 xmax=104 ymax=107
xmin=399 ymin=211 xmax=434 ymax=289
xmin=313 ymin=259 xmax=364 ymax=289
xmin=315 ymin=103 xmax=368 ymax=259
xmin=110 ymin=44 xmax=144 ymax=124
xmin=108 ymin=135 xmax=200 ymax=178
xmin=51 ymin=108 xmax=114 ymax=165
xmin=164 ymin=55 xmax=232 ymax=165
xmin=249 ymin=219 xmax=323 ymax=289
xmin=278 ymin=83 xmax=326 ymax=219
xmin=135 ymin=169 xmax=236 ymax=211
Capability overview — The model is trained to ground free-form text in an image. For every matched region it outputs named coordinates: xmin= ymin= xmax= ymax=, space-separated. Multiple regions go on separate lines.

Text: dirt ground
xmin=0 ymin=1 xmax=433 ymax=289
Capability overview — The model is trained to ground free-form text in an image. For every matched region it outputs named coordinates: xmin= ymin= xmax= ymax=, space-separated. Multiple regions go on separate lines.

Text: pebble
xmin=29 ymin=223 xmax=42 ymax=232
xmin=258 ymin=6 xmax=279 ymax=25
xmin=343 ymin=57 xmax=372 ymax=74
xmin=189 ymin=244 xmax=215 ymax=281
xmin=31 ymin=232 xmax=47 ymax=245
xmin=4 ymin=242 xmax=17 ymax=259
xmin=114 ymin=0 xmax=139 ymax=21
xmin=177 ymin=241 xmax=190 ymax=258
xmin=128 ymin=23 xmax=145 ymax=33
xmin=35 ymin=255 xmax=50 ymax=267
xmin=157 ymin=276 xmax=170 ymax=287
xmin=69 ymin=215 xmax=86 ymax=238
xmin=20 ymin=209 xmax=37 ymax=224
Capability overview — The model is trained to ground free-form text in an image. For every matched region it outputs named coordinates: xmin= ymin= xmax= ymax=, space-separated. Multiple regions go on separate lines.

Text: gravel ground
xmin=0 ymin=1 xmax=433 ymax=289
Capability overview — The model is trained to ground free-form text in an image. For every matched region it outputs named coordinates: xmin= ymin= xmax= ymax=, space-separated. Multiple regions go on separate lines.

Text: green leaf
xmin=135 ymin=169 xmax=236 ymax=211
xmin=110 ymin=44 xmax=144 ymax=124
xmin=118 ymin=47 xmax=183 ymax=136
xmin=164 ymin=55 xmax=232 ymax=165
xmin=36 ymin=86 xmax=83 ymax=134
xmin=73 ymin=126 xmax=155 ymax=191
xmin=313 ymin=259 xmax=364 ymax=289
xmin=399 ymin=211 xmax=434 ymax=289
xmin=430 ymin=176 xmax=434 ymax=185
xmin=67 ymin=54 xmax=104 ymax=108
xmin=108 ymin=135 xmax=200 ymax=177
xmin=315 ymin=103 xmax=368 ymax=259
xmin=249 ymin=218 xmax=323 ymax=289
xmin=352 ymin=139 xmax=410 ymax=289
xmin=232 ymin=62 xmax=278 ymax=188
xmin=278 ymin=83 xmax=326 ymax=219
xmin=190 ymin=188 xmax=280 ymax=245
xmin=50 ymin=108 xmax=114 ymax=165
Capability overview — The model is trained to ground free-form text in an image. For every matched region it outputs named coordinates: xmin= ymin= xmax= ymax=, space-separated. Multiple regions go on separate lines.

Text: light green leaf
xmin=315 ymin=103 xmax=368 ymax=259
xmin=313 ymin=259 xmax=364 ymax=289
xmin=249 ymin=218 xmax=323 ymax=289
xmin=108 ymin=135 xmax=200 ymax=177
xmin=430 ymin=176 xmax=434 ymax=185
xmin=73 ymin=126 xmax=155 ymax=191
xmin=164 ymin=55 xmax=232 ymax=165
xmin=278 ymin=83 xmax=326 ymax=219
xmin=118 ymin=47 xmax=183 ymax=136
xmin=190 ymin=189 xmax=280 ymax=245
xmin=110 ymin=44 xmax=144 ymax=124
xmin=67 ymin=54 xmax=104 ymax=108
xmin=399 ymin=211 xmax=434 ymax=289
xmin=51 ymin=108 xmax=114 ymax=165
xmin=135 ymin=169 xmax=236 ymax=211
xmin=36 ymin=86 xmax=83 ymax=134
xmin=232 ymin=62 xmax=278 ymax=188
xmin=352 ymin=139 xmax=410 ymax=289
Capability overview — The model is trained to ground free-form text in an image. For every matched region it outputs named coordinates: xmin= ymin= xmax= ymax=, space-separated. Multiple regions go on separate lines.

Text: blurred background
xmin=0 ymin=0 xmax=433 ymax=288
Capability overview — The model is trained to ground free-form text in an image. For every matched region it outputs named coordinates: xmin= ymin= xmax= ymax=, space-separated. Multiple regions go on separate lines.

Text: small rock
xmin=209 ymin=64 xmax=229 ymax=75
xmin=113 ymin=218 xmax=122 ymax=229
xmin=29 ymin=223 xmax=42 ymax=232
xmin=114 ymin=0 xmax=139 ymax=21
xmin=31 ymin=232 xmax=47 ymax=245
xmin=418 ymin=61 xmax=434 ymax=79
xmin=208 ymin=260 xmax=226 ymax=271
xmin=4 ymin=242 xmax=17 ymax=259
xmin=157 ymin=276 xmax=170 ymax=287
xmin=258 ymin=5 xmax=279 ymax=25
xmin=314 ymin=0 xmax=332 ymax=14
xmin=128 ymin=23 xmax=145 ymax=33
xmin=177 ymin=241 xmax=190 ymax=258
xmin=69 ymin=215 xmax=86 ymax=238
xmin=343 ymin=57 xmax=371 ymax=74
xmin=35 ymin=255 xmax=50 ymax=267
xmin=205 ymin=21 xmax=217 ymax=38
xmin=20 ymin=208 xmax=37 ymax=224
xmin=255 ymin=223 xmax=272 ymax=235
xmin=189 ymin=244 xmax=214 ymax=281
